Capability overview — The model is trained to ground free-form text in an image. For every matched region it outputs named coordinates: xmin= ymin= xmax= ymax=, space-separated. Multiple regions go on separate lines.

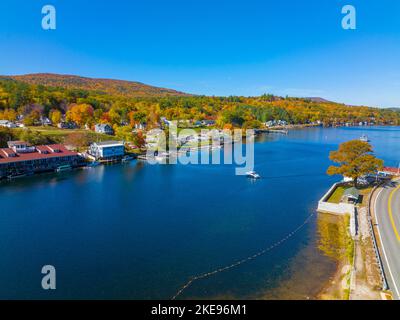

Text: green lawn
xmin=327 ymin=186 xmax=346 ymax=204
xmin=28 ymin=126 xmax=87 ymax=136
xmin=27 ymin=126 xmax=119 ymax=143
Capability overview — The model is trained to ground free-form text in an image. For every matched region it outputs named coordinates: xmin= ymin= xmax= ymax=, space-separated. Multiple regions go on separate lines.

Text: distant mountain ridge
xmin=2 ymin=73 xmax=190 ymax=98
xmin=305 ymin=97 xmax=336 ymax=104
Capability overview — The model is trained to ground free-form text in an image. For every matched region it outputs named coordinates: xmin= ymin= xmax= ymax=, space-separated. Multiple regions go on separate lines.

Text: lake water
xmin=0 ymin=126 xmax=399 ymax=299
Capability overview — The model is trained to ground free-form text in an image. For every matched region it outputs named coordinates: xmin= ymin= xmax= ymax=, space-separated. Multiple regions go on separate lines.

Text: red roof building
xmin=0 ymin=143 xmax=82 ymax=178
xmin=381 ymin=167 xmax=400 ymax=176
xmin=0 ymin=144 xmax=78 ymax=164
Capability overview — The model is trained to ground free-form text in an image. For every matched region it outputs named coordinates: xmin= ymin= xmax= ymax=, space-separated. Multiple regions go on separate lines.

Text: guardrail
xmin=349 ymin=228 xmax=357 ymax=299
xmin=367 ymin=183 xmax=389 ymax=291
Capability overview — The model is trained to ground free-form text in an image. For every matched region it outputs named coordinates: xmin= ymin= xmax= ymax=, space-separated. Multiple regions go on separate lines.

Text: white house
xmin=0 ymin=120 xmax=17 ymax=128
xmin=89 ymin=141 xmax=125 ymax=160
xmin=40 ymin=117 xmax=52 ymax=126
xmin=95 ymin=124 xmax=114 ymax=135
xmin=134 ymin=122 xmax=147 ymax=130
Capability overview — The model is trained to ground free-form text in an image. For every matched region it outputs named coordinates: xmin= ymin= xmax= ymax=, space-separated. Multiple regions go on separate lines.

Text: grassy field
xmin=27 ymin=126 xmax=118 ymax=143
xmin=327 ymin=186 xmax=346 ymax=204
xmin=28 ymin=126 xmax=88 ymax=136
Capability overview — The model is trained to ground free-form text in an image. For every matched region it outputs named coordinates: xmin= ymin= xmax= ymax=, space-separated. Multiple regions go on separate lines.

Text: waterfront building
xmin=89 ymin=141 xmax=125 ymax=160
xmin=379 ymin=166 xmax=400 ymax=177
xmin=95 ymin=124 xmax=114 ymax=135
xmin=264 ymin=120 xmax=288 ymax=127
xmin=0 ymin=120 xmax=17 ymax=128
xmin=0 ymin=143 xmax=82 ymax=179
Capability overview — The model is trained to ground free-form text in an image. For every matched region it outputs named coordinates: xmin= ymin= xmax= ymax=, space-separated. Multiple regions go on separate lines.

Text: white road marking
xmin=375 ymin=187 xmax=400 ymax=299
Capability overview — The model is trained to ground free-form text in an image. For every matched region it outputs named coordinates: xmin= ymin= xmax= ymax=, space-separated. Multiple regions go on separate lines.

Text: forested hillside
xmin=0 ymin=74 xmax=399 ymax=130
xmin=4 ymin=73 xmax=189 ymax=98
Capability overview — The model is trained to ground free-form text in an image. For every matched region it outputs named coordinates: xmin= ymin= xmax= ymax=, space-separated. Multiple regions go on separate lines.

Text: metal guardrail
xmin=367 ymin=183 xmax=389 ymax=291
xmin=349 ymin=231 xmax=357 ymax=299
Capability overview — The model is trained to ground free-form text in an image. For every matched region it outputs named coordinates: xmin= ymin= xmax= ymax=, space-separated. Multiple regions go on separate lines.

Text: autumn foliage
xmin=327 ymin=140 xmax=384 ymax=187
xmin=66 ymin=104 xmax=94 ymax=127
xmin=1 ymin=75 xmax=399 ymax=132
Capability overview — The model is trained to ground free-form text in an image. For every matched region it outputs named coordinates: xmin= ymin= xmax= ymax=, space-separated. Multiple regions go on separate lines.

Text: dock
xmin=256 ymin=129 xmax=289 ymax=135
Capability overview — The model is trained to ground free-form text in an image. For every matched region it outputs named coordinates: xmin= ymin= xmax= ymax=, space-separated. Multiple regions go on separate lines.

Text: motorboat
xmin=246 ymin=171 xmax=261 ymax=179
xmin=359 ymin=135 xmax=370 ymax=142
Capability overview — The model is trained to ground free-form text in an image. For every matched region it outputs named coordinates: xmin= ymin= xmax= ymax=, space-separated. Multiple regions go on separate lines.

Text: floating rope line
xmin=172 ymin=213 xmax=315 ymax=300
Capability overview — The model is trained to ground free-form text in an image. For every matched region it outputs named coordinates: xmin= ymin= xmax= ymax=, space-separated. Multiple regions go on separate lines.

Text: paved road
xmin=375 ymin=181 xmax=400 ymax=300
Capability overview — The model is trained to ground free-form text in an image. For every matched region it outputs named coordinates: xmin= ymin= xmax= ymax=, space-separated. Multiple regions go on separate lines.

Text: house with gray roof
xmin=95 ymin=124 xmax=114 ymax=135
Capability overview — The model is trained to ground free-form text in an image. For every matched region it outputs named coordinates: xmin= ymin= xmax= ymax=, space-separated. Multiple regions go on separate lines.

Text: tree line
xmin=1 ymin=78 xmax=399 ymax=131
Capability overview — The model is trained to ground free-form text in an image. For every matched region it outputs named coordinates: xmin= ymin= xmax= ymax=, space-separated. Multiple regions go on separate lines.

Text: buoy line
xmin=172 ymin=212 xmax=315 ymax=300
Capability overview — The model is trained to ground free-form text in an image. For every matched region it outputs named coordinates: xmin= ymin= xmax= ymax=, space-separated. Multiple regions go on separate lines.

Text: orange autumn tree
xmin=133 ymin=130 xmax=146 ymax=149
xmin=327 ymin=140 xmax=384 ymax=188
xmin=66 ymin=104 xmax=94 ymax=127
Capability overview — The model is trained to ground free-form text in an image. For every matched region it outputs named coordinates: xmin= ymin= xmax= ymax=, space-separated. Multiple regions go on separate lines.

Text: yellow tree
xmin=327 ymin=140 xmax=384 ymax=188
xmin=0 ymin=109 xmax=17 ymax=121
xmin=49 ymin=109 xmax=62 ymax=125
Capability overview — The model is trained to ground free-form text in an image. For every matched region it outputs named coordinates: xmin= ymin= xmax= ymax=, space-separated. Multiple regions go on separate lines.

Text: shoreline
xmin=315 ymin=212 xmax=354 ymax=300
xmin=316 ymin=184 xmax=388 ymax=300
xmin=317 ymin=261 xmax=350 ymax=300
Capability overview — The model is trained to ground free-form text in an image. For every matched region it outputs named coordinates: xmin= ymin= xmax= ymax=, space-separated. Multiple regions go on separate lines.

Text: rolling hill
xmin=3 ymin=73 xmax=190 ymax=98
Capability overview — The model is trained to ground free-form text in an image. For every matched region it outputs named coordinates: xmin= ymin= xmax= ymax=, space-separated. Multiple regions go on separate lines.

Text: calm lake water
xmin=0 ymin=126 xmax=399 ymax=299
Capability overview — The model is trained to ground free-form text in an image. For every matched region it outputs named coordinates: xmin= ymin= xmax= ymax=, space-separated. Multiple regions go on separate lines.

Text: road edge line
xmin=374 ymin=186 xmax=400 ymax=299
xmin=388 ymin=184 xmax=400 ymax=242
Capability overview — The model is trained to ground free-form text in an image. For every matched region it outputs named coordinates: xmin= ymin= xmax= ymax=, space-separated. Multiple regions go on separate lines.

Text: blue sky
xmin=1 ymin=0 xmax=400 ymax=107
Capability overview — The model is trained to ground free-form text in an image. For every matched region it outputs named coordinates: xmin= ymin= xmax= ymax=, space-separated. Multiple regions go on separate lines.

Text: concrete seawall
xmin=317 ymin=182 xmax=357 ymax=238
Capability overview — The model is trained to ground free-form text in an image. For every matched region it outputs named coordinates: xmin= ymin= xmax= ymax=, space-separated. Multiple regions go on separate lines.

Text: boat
xmin=7 ymin=173 xmax=28 ymax=180
xmin=359 ymin=134 xmax=370 ymax=142
xmin=154 ymin=152 xmax=170 ymax=161
xmin=246 ymin=171 xmax=261 ymax=179
xmin=86 ymin=161 xmax=100 ymax=168
xmin=56 ymin=165 xmax=72 ymax=172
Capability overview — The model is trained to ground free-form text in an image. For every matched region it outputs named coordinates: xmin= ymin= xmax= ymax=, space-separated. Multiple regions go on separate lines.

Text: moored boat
xmin=56 ymin=165 xmax=72 ymax=172
xmin=86 ymin=161 xmax=100 ymax=167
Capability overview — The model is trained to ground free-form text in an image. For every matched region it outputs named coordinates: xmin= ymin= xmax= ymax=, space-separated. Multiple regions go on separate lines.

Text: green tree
xmin=115 ymin=126 xmax=134 ymax=142
xmin=242 ymin=119 xmax=263 ymax=129
xmin=23 ymin=110 xmax=41 ymax=126
xmin=0 ymin=127 xmax=17 ymax=147
xmin=327 ymin=140 xmax=384 ymax=188
xmin=18 ymin=129 xmax=50 ymax=145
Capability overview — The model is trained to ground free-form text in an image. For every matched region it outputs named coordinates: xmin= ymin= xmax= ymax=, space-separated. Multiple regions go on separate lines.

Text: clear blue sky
xmin=1 ymin=0 xmax=400 ymax=107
